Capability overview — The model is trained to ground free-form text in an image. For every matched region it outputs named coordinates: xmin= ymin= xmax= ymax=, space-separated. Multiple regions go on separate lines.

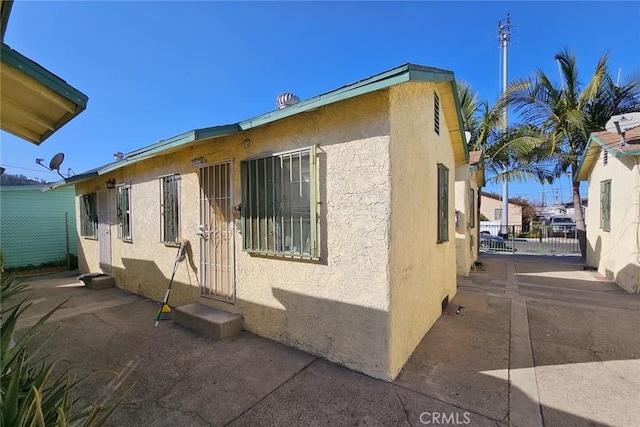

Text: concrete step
xmin=79 ymin=274 xmax=116 ymax=290
xmin=173 ymin=303 xmax=243 ymax=340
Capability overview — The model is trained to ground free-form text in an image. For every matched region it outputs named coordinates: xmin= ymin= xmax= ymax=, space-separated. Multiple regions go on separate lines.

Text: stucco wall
xmin=586 ymin=151 xmax=640 ymax=293
xmin=75 ymin=90 xmax=394 ymax=379
xmin=387 ymin=82 xmax=458 ymax=379
xmin=480 ymin=195 xmax=522 ymax=226
xmin=469 ymin=175 xmax=480 ymax=264
xmin=455 ymin=165 xmax=471 ymax=276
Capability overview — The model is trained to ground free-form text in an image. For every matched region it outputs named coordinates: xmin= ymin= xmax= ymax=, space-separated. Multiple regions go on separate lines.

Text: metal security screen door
xmin=97 ymin=189 xmax=111 ymax=272
xmin=199 ymin=161 xmax=235 ymax=301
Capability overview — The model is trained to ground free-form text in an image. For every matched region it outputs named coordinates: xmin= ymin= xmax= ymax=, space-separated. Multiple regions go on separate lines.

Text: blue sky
xmin=2 ymin=1 xmax=639 ymax=206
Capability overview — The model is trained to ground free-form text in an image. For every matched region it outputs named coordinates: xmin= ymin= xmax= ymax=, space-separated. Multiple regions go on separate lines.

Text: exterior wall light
xmin=106 ymin=179 xmax=116 ymax=189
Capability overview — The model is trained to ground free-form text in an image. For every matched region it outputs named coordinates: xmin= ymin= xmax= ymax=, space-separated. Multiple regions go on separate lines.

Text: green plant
xmin=1 ymin=273 xmax=129 ymax=426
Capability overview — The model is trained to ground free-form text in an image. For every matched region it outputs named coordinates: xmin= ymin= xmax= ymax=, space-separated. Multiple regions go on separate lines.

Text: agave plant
xmin=0 ymin=273 xmax=129 ymax=426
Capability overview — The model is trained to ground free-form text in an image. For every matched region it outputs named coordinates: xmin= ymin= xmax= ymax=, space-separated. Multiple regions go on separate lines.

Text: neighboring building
xmin=52 ymin=64 xmax=469 ymax=380
xmin=564 ymin=199 xmax=588 ymax=223
xmin=0 ymin=185 xmax=78 ymax=268
xmin=576 ymin=126 xmax=640 ymax=293
xmin=1 ymin=1 xmax=88 ymax=145
xmin=455 ymin=150 xmax=483 ymax=276
xmin=480 ymin=192 xmax=525 ymax=226
xmin=544 ymin=204 xmax=568 ymax=218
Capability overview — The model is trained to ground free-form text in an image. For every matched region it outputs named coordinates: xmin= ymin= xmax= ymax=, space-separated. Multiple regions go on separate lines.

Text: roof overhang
xmin=576 ymin=131 xmax=640 ymax=181
xmin=1 ymin=43 xmax=88 ymax=144
xmin=438 ymin=79 xmax=469 ymax=163
xmin=48 ymin=63 xmax=468 ymax=190
xmin=1 ymin=0 xmax=13 ymax=42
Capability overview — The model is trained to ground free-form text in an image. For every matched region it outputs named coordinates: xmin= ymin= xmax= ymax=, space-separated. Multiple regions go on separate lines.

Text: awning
xmin=0 ymin=43 xmax=88 ymax=145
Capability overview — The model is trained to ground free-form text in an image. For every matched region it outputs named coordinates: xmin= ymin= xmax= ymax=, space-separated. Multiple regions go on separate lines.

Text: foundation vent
xmin=441 ymin=295 xmax=449 ymax=313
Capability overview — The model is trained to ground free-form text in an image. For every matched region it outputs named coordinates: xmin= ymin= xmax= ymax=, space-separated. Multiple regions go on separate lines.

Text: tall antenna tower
xmin=498 ymin=13 xmax=511 ymax=237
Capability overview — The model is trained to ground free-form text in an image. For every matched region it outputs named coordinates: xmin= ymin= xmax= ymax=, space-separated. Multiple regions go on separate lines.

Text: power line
xmin=0 ymin=164 xmax=56 ymax=174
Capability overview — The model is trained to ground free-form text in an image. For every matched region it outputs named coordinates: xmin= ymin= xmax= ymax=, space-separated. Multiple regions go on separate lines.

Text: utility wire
xmin=0 ymin=164 xmax=57 ymax=174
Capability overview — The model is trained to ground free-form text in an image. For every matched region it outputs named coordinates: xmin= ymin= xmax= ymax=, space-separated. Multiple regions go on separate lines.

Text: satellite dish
xmin=605 ymin=112 xmax=640 ymax=146
xmin=465 ymin=131 xmax=472 ymax=144
xmin=49 ymin=153 xmax=65 ymax=171
xmin=35 ymin=152 xmax=66 ymax=178
xmin=605 ymin=112 xmax=640 ymax=134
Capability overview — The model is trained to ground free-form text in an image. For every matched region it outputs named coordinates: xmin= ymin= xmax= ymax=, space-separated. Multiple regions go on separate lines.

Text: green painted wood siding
xmin=0 ymin=186 xmax=78 ymax=268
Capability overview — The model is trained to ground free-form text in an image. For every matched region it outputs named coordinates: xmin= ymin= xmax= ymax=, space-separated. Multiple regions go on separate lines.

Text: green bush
xmin=0 ymin=273 xmax=128 ymax=426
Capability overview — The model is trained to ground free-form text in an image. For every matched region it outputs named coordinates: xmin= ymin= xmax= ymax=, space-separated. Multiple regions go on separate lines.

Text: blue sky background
xmin=2 ymin=1 xmax=639 ymax=206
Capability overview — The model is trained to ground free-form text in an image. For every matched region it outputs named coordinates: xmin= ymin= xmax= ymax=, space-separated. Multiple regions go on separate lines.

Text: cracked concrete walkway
xmin=9 ymin=255 xmax=640 ymax=426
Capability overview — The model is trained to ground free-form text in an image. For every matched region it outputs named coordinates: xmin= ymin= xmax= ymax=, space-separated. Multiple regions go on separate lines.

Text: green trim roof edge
xmin=1 ymin=43 xmax=88 ymax=108
xmin=575 ymin=134 xmax=640 ymax=181
xmin=50 ymin=63 xmax=466 ymax=189
xmin=590 ymin=133 xmax=640 ymax=157
xmin=449 ymin=79 xmax=470 ymax=162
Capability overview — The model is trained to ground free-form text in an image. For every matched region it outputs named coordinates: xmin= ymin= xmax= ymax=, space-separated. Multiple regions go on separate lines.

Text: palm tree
xmin=507 ymin=48 xmax=640 ymax=257
xmin=457 ymin=81 xmax=555 ymax=246
xmin=456 ymin=81 xmax=555 ymax=184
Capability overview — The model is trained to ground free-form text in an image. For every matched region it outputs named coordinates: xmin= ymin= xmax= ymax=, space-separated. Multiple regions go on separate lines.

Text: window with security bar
xmin=437 ymin=163 xmax=449 ymax=243
xmin=117 ymin=184 xmax=132 ymax=242
xmin=468 ymin=188 xmax=475 ymax=228
xmin=241 ymin=146 xmax=318 ymax=258
xmin=600 ymin=179 xmax=611 ymax=231
xmin=160 ymin=174 xmax=180 ymax=244
xmin=80 ymin=193 xmax=97 ymax=238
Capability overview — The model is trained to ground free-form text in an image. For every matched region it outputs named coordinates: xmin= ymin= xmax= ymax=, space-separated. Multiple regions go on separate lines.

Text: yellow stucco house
xmin=576 ymin=126 xmax=640 ymax=293
xmin=53 ymin=64 xmax=469 ymax=380
xmin=455 ymin=150 xmax=483 ymax=276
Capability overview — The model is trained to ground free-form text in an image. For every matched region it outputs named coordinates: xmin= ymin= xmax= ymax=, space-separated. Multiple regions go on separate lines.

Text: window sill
xmin=245 ymin=249 xmax=319 ymax=262
xmin=82 ymin=236 xmax=98 ymax=241
xmin=163 ymin=242 xmax=182 ymax=248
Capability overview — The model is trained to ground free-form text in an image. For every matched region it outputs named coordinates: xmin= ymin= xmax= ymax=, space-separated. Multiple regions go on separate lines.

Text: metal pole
xmin=65 ymin=212 xmax=71 ymax=269
xmin=499 ymin=14 xmax=511 ymax=237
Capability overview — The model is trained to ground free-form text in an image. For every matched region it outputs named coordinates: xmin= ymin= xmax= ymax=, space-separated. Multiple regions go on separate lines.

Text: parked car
xmin=479 ymin=234 xmax=513 ymax=252
xmin=549 ymin=216 xmax=577 ymax=237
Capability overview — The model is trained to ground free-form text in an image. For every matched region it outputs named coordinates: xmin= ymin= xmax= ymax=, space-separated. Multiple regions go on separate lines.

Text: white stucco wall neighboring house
xmin=455 ymin=150 xmax=483 ymax=276
xmin=576 ymin=126 xmax=640 ymax=293
xmin=480 ymin=192 xmax=524 ymax=226
xmin=51 ymin=64 xmax=469 ymax=381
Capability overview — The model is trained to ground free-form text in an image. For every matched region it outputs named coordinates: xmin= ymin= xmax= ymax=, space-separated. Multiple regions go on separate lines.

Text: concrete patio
xmin=11 ymin=253 xmax=640 ymax=426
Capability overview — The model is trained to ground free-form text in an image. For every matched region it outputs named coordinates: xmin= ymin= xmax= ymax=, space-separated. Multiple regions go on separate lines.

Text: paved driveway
xmin=10 ymin=254 xmax=640 ymax=426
